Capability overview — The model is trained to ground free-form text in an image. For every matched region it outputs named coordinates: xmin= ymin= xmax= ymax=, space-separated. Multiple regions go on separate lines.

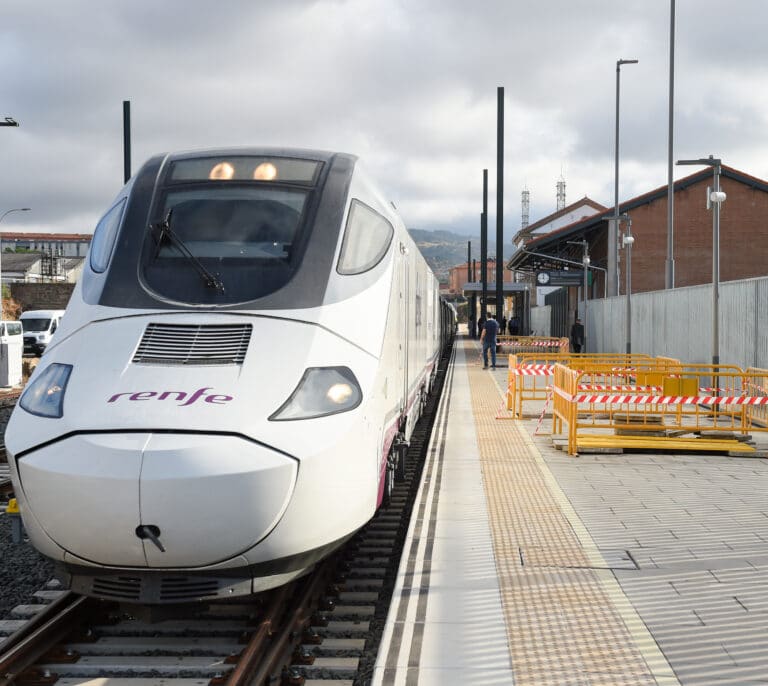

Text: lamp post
xmin=0 ymin=116 xmax=22 ymax=316
xmin=621 ymin=213 xmax=634 ymax=353
xmin=0 ymin=208 xmax=31 ymax=315
xmin=582 ymin=242 xmax=590 ymax=352
xmin=676 ymin=156 xmax=725 ymax=365
xmin=610 ymin=58 xmax=638 ymax=297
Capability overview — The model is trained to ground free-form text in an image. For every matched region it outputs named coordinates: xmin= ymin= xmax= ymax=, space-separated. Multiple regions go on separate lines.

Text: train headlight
xmin=19 ymin=363 xmax=73 ymax=419
xmin=269 ymin=367 xmax=362 ymax=421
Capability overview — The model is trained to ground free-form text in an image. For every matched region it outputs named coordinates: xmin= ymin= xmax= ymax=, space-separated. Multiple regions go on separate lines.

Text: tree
xmin=1 ymin=284 xmax=21 ymax=320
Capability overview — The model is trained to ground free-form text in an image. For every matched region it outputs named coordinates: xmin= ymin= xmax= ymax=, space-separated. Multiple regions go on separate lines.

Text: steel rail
xmin=251 ymin=560 xmax=336 ymax=685
xmin=224 ymin=585 xmax=292 ymax=686
xmin=226 ymin=559 xmax=336 ymax=686
xmin=0 ymin=592 xmax=101 ymax=685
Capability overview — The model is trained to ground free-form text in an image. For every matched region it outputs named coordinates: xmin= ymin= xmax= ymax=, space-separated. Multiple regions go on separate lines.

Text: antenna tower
xmin=556 ymin=174 xmax=566 ymax=211
xmin=521 ymin=187 xmax=530 ymax=229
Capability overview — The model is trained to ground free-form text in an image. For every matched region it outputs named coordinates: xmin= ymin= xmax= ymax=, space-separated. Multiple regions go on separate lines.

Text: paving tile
xmin=517 ymin=375 xmax=768 ymax=686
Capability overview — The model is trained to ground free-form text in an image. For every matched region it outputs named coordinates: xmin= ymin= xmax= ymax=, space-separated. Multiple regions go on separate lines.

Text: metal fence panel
xmin=535 ymin=275 xmax=768 ymax=369
xmin=530 ymin=305 xmax=551 ymax=337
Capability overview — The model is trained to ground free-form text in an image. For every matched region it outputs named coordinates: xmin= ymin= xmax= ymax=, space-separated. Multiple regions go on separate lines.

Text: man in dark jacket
xmin=570 ymin=318 xmax=585 ymax=353
xmin=481 ymin=313 xmax=499 ymax=368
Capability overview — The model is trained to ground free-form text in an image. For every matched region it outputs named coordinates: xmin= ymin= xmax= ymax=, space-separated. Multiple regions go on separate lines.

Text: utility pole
xmin=123 ymin=100 xmax=131 ymax=183
xmin=496 ymin=86 xmax=504 ymax=318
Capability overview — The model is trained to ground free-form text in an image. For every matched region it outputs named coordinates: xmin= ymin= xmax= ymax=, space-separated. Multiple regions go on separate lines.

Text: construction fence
xmin=502 ymin=352 xmax=768 ymax=457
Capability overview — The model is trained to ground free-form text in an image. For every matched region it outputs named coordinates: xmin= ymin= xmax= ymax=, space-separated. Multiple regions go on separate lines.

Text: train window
xmin=141 ymin=185 xmax=310 ymax=304
xmin=90 ymin=198 xmax=126 ymax=273
xmin=337 ymin=200 xmax=394 ymax=275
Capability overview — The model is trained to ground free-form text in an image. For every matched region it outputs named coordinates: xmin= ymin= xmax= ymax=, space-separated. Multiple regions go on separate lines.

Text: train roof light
xmin=171 ymin=156 xmax=320 ymax=184
xmin=254 ymin=162 xmax=278 ymax=181
xmin=209 ymin=162 xmax=235 ymax=180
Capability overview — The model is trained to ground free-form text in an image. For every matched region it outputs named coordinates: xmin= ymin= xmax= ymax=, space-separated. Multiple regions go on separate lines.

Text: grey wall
xmin=533 ymin=275 xmax=768 ymax=370
xmin=530 ymin=305 xmax=551 ymax=337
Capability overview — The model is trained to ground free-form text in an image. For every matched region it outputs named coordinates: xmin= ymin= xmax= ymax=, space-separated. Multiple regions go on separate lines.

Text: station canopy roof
xmin=461 ymin=281 xmax=529 ymax=299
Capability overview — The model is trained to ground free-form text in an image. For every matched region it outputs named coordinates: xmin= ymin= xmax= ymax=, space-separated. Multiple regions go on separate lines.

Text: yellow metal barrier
xmin=552 ymin=364 xmax=578 ymax=449
xmin=551 ymin=363 xmax=768 ymax=455
xmin=506 ymin=352 xmax=657 ymax=418
xmin=744 ymin=367 xmax=768 ymax=428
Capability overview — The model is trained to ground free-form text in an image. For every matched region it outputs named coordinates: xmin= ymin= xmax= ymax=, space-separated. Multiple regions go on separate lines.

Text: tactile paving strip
xmin=465 ymin=338 xmax=661 ymax=685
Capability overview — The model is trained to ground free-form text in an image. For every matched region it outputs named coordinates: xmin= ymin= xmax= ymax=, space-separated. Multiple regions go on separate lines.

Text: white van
xmin=20 ymin=309 xmax=66 ymax=356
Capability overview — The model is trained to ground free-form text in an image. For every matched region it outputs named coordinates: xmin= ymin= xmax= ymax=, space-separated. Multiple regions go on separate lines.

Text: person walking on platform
xmin=570 ymin=317 xmax=584 ymax=353
xmin=481 ymin=313 xmax=499 ymax=368
xmin=477 ymin=314 xmax=485 ymax=340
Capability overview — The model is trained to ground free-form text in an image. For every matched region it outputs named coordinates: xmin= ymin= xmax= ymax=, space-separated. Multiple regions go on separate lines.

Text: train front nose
xmin=17 ymin=433 xmax=298 ymax=567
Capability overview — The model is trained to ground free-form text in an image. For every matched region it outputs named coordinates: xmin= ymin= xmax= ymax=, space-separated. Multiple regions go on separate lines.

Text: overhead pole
xmin=466 ymin=240 xmax=472 ymax=334
xmin=467 ymin=240 xmax=471 ymax=285
xmin=481 ymin=169 xmax=488 ymax=321
xmin=665 ymin=0 xmax=676 ymax=289
xmin=612 ymin=59 xmax=638 ymax=297
xmin=495 ymin=86 xmax=504 ymax=319
xmin=123 ymin=100 xmax=131 ymax=184
xmin=471 ymin=258 xmax=478 ymax=337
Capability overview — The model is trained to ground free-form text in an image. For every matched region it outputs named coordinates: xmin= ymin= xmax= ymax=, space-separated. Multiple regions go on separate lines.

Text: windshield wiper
xmin=151 ymin=209 xmax=225 ymax=293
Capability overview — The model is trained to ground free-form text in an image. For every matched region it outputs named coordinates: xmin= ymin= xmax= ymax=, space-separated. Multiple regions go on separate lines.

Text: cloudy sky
xmin=1 ymin=1 xmax=766 ymax=238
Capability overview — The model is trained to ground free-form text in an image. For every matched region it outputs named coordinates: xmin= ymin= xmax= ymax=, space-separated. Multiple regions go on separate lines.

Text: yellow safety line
xmin=485 ymin=362 xmax=681 ymax=685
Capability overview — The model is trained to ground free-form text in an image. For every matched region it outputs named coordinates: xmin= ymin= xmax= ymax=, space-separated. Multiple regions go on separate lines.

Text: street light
xmin=610 ymin=58 xmax=638 ymax=297
xmin=0 ymin=208 xmax=31 ymax=315
xmin=0 ymin=115 xmax=22 ymax=316
xmin=620 ymin=214 xmax=634 ymax=354
xmin=676 ymin=155 xmax=725 ymax=365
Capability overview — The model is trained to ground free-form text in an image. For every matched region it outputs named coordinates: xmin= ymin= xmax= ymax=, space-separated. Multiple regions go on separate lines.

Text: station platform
xmin=373 ymin=335 xmax=768 ymax=685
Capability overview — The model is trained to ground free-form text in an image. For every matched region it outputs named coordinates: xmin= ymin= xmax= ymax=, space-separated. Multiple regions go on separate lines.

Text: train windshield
xmin=142 ymin=182 xmax=311 ymax=305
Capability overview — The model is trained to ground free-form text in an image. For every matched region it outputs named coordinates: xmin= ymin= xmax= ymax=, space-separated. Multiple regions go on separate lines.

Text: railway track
xmin=1 ymin=390 xmax=24 ymax=501
xmin=0 ymin=341 xmax=453 ymax=685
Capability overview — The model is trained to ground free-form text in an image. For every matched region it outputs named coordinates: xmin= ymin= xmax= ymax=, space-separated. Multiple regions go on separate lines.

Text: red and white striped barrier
xmin=567 ymin=392 xmax=768 ymax=406
xmin=499 ymin=340 xmax=563 ymax=348
xmin=511 ymin=365 xmax=555 ymax=376
xmin=535 ymin=388 xmax=553 ymax=435
xmin=577 ymin=384 xmax=662 ymax=392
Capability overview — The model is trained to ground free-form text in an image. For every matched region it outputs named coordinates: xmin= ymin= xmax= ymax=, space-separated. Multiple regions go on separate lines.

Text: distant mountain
xmin=408 ymin=228 xmax=512 ymax=282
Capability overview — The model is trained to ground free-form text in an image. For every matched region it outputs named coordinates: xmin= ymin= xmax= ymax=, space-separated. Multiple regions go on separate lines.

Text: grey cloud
xmin=1 ymin=0 xmax=767 ymax=235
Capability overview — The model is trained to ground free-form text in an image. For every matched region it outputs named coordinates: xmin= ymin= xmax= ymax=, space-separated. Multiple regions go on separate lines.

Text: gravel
xmin=0 ymin=399 xmax=56 ymax=620
xmin=0 ymin=511 xmax=55 ymax=619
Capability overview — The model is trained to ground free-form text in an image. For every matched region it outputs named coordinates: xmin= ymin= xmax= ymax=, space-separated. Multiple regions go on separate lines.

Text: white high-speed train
xmin=6 ymin=148 xmax=454 ymax=604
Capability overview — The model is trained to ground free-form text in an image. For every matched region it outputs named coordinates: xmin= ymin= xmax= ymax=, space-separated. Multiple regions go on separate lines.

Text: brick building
xmin=447 ymin=258 xmax=514 ymax=295
xmin=508 ymin=165 xmax=768 ymax=296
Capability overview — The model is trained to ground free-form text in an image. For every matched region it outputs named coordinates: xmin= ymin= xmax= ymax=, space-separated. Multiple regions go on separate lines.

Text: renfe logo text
xmin=107 ymin=387 xmax=233 ymax=406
